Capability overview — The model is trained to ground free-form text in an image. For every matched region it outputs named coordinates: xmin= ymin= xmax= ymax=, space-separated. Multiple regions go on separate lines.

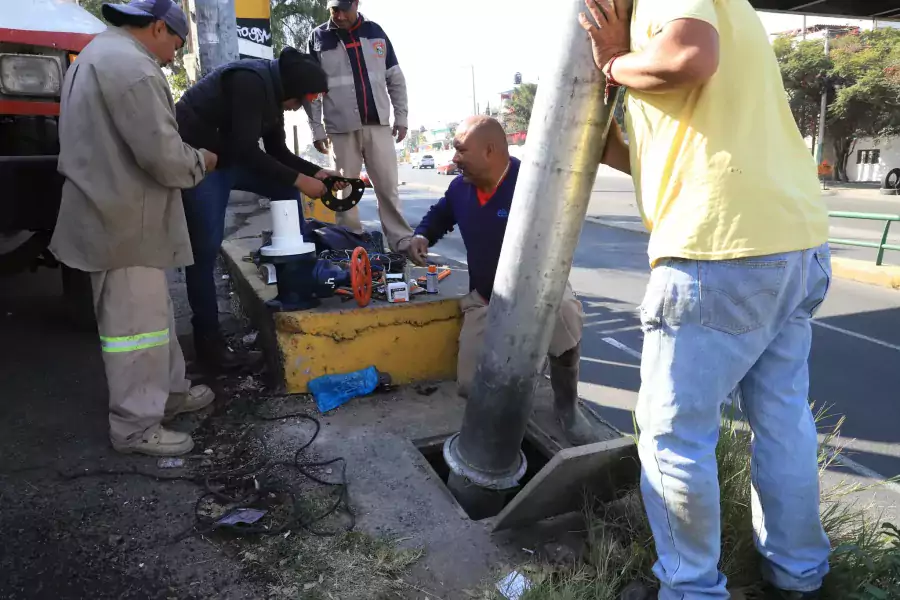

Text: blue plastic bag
xmin=308 ymin=366 xmax=380 ymax=413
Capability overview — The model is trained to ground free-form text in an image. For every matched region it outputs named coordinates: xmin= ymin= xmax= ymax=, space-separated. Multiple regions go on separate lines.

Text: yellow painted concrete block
xmin=275 ymin=299 xmax=463 ymax=393
xmin=300 ymin=193 xmax=336 ymax=224
xmin=831 ymin=257 xmax=900 ymax=290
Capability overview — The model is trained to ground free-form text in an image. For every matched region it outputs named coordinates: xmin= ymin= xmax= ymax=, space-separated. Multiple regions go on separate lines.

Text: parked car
xmin=437 ymin=162 xmax=459 ymax=176
xmin=412 ymin=154 xmax=435 ymax=169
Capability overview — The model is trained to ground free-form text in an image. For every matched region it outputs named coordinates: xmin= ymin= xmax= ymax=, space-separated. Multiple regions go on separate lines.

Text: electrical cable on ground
xmin=58 ymin=412 xmax=354 ymax=544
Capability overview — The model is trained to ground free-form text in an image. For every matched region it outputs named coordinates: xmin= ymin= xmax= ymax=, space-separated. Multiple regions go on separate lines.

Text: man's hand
xmin=578 ymin=0 xmax=632 ymax=73
xmin=315 ymin=168 xmax=348 ymax=191
xmin=314 ymin=138 xmax=331 ymax=155
xmin=401 ymin=235 xmax=429 ymax=266
xmin=393 ymin=125 xmax=408 ymax=144
xmin=296 ymin=173 xmax=327 ymax=199
xmin=200 ymin=149 xmax=218 ymax=173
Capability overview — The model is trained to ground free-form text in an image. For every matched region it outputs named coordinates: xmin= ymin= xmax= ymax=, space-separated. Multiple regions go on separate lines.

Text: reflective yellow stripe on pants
xmin=99 ymin=329 xmax=170 ymax=353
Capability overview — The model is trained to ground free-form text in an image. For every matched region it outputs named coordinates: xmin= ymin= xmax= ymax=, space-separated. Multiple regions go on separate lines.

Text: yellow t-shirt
xmin=625 ymin=0 xmax=829 ymax=266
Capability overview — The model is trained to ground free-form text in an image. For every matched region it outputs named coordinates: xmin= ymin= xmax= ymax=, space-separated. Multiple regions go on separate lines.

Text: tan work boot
xmin=163 ymin=385 xmax=215 ymax=422
xmin=112 ymin=427 xmax=194 ymax=457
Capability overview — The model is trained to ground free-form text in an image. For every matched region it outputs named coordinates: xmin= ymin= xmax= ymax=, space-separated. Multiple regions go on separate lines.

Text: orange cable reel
xmin=350 ymin=247 xmax=372 ymax=307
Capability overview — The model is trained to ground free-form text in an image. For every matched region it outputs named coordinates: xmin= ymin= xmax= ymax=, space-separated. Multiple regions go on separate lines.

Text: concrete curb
xmin=220 ymin=237 xmax=465 ymax=393
xmin=831 ymin=257 xmax=900 ymax=290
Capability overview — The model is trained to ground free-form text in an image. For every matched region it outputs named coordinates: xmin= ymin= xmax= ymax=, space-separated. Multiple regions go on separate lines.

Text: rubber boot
xmin=548 ymin=343 xmax=605 ymax=446
xmin=194 ymin=331 xmax=258 ymax=373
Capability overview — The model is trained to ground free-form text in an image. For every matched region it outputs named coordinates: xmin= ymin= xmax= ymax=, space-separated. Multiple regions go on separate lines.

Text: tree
xmin=270 ymin=0 xmax=328 ymax=53
xmin=828 ymin=28 xmax=900 ymax=180
xmin=773 ymin=35 xmax=830 ymax=145
xmin=503 ymin=83 xmax=537 ymax=134
xmin=79 ymin=0 xmax=104 ymax=20
xmin=774 ymin=28 xmax=900 ymax=181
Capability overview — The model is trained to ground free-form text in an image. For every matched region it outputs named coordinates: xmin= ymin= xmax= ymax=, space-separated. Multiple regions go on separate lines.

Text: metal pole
xmin=194 ymin=0 xmax=240 ymax=77
xmin=443 ymin=0 xmax=616 ymax=518
xmin=471 ymin=65 xmax=477 ymax=116
xmin=815 ymin=30 xmax=830 ymax=167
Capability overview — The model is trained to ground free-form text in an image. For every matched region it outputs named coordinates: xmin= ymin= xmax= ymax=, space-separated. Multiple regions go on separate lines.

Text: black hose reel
xmin=320 ymin=176 xmax=366 ymax=213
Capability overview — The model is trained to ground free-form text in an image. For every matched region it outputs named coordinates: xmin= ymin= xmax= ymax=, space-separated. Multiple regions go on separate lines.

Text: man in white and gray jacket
xmin=51 ymin=0 xmax=217 ymax=457
xmin=305 ymin=0 xmax=414 ymax=251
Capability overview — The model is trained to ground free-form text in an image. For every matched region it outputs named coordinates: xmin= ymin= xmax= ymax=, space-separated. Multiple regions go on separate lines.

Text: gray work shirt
xmin=51 ymin=27 xmax=207 ymax=272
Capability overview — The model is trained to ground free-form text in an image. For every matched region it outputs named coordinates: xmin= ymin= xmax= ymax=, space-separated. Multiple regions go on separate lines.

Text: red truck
xmin=0 ymin=0 xmax=104 ymax=279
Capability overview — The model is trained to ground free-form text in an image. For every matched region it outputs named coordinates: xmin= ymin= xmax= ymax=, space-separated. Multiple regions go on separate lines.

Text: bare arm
xmin=601 ymin=121 xmax=631 ymax=175
xmin=579 ymin=0 xmax=720 ymax=93
xmin=609 ymin=19 xmax=719 ymax=93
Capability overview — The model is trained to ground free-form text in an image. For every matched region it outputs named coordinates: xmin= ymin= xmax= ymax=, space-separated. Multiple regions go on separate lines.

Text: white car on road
xmin=412 ymin=154 xmax=435 ymax=169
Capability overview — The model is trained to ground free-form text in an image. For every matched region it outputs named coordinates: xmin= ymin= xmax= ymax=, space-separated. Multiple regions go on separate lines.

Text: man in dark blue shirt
xmin=407 ymin=116 xmax=602 ymax=446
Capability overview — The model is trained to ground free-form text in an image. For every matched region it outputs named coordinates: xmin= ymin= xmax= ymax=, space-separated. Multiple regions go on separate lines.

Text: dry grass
xmin=235 ymin=488 xmax=424 ymax=600
xmin=507 ymin=405 xmax=900 ymax=600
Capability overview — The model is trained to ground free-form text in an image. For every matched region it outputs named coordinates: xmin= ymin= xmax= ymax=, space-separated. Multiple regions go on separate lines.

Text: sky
xmin=357 ymin=1 xmax=882 ymax=131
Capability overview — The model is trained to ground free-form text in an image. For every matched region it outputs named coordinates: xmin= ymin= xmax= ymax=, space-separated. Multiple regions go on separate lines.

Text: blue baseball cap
xmin=102 ymin=0 xmax=190 ymax=41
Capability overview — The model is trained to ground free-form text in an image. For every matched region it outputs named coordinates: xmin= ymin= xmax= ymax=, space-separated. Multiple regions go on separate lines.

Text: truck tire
xmin=884 ymin=168 xmax=900 ymax=191
xmin=61 ymin=265 xmax=97 ymax=331
xmin=0 ymin=231 xmax=50 ymax=275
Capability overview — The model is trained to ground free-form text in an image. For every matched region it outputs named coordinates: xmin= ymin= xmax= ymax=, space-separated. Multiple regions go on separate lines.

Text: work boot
xmin=549 ymin=343 xmax=605 ymax=446
xmin=193 ymin=331 xmax=257 ymax=373
xmin=163 ymin=385 xmax=215 ymax=422
xmin=112 ymin=427 xmax=194 ymax=457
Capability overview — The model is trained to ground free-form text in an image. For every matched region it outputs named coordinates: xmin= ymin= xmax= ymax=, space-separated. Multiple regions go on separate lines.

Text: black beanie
xmin=278 ymin=46 xmax=328 ymax=100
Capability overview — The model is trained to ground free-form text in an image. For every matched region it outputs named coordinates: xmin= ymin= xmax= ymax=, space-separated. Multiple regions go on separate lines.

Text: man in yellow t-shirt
xmin=581 ymin=0 xmax=831 ymax=598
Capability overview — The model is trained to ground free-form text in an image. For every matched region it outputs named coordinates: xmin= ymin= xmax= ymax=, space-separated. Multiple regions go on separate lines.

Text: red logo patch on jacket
xmin=372 ymin=41 xmax=386 ymax=57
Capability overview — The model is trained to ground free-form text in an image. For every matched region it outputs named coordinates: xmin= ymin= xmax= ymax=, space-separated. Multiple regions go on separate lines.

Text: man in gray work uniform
xmin=305 ymin=0 xmax=414 ymax=251
xmin=51 ymin=0 xmax=217 ymax=457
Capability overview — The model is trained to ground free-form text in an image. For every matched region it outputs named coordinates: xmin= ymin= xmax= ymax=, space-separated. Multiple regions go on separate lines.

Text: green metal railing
xmin=829 ymin=211 xmax=900 ymax=266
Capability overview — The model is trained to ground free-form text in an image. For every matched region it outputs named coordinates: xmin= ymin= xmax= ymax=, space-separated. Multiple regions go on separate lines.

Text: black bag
xmin=304 ymin=219 xmax=386 ymax=256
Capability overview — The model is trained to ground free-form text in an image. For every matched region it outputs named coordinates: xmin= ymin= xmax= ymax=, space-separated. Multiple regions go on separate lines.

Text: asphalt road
xmin=424 ymin=163 xmax=900 ymax=266
xmin=380 ymin=166 xmax=900 ymax=513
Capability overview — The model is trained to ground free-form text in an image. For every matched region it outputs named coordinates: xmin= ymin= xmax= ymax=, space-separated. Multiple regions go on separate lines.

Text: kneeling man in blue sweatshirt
xmin=406 ymin=116 xmax=602 ymax=446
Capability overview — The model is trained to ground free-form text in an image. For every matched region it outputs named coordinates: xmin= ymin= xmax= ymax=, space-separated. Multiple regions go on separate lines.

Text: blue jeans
xmin=182 ymin=166 xmax=300 ymax=335
xmin=637 ymin=245 xmax=832 ymax=599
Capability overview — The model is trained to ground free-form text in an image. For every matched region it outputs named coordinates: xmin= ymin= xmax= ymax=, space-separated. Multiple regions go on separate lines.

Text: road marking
xmin=829 ymin=452 xmax=900 ymax=496
xmin=600 ymin=335 xmax=900 ymax=495
xmin=580 ymin=355 xmax=640 ymax=369
xmin=602 ymin=337 xmax=642 ymax=360
xmin=812 ymin=320 xmax=900 ymax=353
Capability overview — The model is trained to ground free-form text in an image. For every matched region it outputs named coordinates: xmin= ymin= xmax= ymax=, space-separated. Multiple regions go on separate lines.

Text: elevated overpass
xmin=751 ymin=0 xmax=900 ymax=20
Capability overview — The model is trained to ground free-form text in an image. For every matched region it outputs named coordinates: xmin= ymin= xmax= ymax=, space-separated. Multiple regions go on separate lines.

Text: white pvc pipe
xmin=260 ymin=200 xmax=316 ymax=257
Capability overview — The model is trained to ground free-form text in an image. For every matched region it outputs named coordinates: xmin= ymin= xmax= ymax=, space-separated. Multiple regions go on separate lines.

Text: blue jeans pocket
xmin=808 ymin=246 xmax=832 ymax=317
xmin=699 ymin=257 xmax=787 ymax=335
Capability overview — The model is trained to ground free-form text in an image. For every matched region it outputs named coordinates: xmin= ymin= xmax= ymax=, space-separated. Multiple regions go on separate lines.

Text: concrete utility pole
xmin=193 ymin=0 xmax=240 ymax=77
xmin=815 ymin=29 xmax=830 ymax=167
xmin=442 ymin=0 xmax=617 ymax=518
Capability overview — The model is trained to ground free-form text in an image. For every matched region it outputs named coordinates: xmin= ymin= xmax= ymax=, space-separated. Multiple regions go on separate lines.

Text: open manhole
xmin=415 ymin=433 xmax=553 ymax=521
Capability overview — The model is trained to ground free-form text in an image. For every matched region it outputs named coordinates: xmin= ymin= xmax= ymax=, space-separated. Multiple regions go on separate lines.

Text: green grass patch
xmin=506 ymin=406 xmax=900 ymax=600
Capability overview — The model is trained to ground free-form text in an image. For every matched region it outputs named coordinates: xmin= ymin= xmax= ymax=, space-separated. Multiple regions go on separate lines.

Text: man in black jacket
xmin=177 ymin=47 xmax=336 ymax=370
